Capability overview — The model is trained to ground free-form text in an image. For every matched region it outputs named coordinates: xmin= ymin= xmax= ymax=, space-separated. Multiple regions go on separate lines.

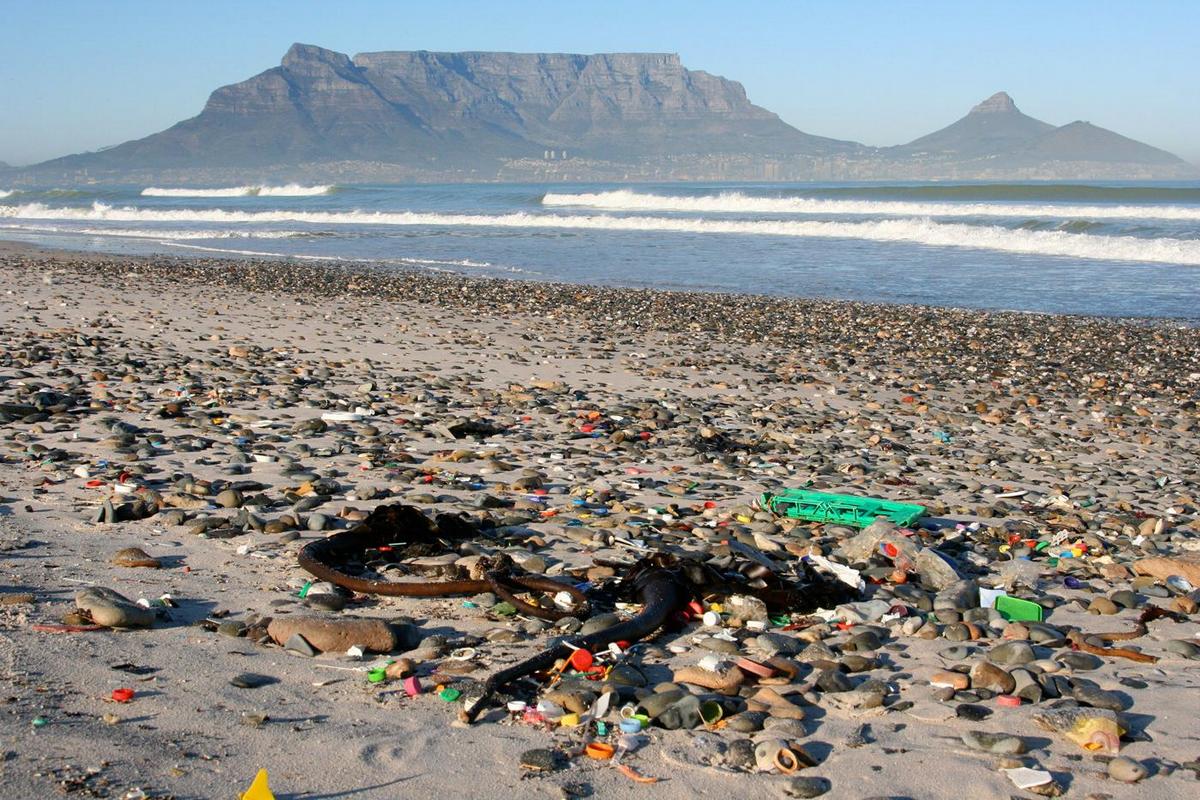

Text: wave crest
xmin=141 ymin=184 xmax=334 ymax=198
xmin=3 ymin=201 xmax=1199 ymax=266
xmin=542 ymin=189 xmax=1200 ymax=222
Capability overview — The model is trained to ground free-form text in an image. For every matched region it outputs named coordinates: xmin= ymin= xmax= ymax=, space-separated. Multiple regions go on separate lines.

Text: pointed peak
xmin=970 ymin=91 xmax=1019 ymax=115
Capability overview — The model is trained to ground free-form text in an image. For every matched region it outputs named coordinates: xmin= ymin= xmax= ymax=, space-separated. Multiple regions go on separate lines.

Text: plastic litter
xmin=240 ymin=769 xmax=275 ymax=800
xmin=995 ymin=595 xmax=1044 ymax=622
xmin=1003 ymin=767 xmax=1052 ymax=789
xmin=585 ymin=742 xmax=615 ymax=760
xmin=760 ymin=488 xmax=925 ymax=528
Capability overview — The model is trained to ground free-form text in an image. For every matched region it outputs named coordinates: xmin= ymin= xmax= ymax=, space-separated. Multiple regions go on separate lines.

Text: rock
xmin=746 ymin=687 xmax=806 ymax=719
xmin=305 ymin=592 xmax=346 ymax=612
xmin=215 ymin=488 xmax=244 ymax=508
xmin=816 ymin=668 xmax=854 ymax=693
xmin=1164 ymin=639 xmax=1200 ymax=659
xmin=955 ymin=703 xmax=992 ymax=722
xmin=110 ymin=547 xmax=161 ymax=568
xmin=969 ymin=661 xmax=1016 ymax=694
xmin=579 ymin=612 xmax=621 ymax=636
xmin=75 ymin=587 xmax=155 ymax=628
xmin=217 ymin=621 xmax=246 ymax=638
xmin=723 ymin=738 xmax=757 ymax=771
xmin=989 ymin=641 xmax=1036 ymax=666
xmin=230 ymin=672 xmax=277 ymax=688
xmin=929 ymin=671 xmax=969 ymax=690
xmin=962 ymin=730 xmax=1027 ymax=755
xmin=1073 ymin=684 xmax=1126 ymax=711
xmin=825 ymin=688 xmax=884 ymax=711
xmin=266 ymin=615 xmax=404 ymax=653
xmin=1107 ymin=756 xmax=1147 ymax=783
xmin=1087 ymin=597 xmax=1119 ymax=615
xmin=934 ymin=580 xmax=979 ymax=611
xmin=284 ymin=632 xmax=317 ymax=657
xmin=785 ymin=776 xmax=831 ymax=798
xmin=1056 ymin=651 xmax=1102 ymax=671
xmin=638 ymin=690 xmax=687 ymax=718
xmin=673 ymin=664 xmax=744 ymax=695
xmin=1133 ymin=556 xmax=1200 ymax=587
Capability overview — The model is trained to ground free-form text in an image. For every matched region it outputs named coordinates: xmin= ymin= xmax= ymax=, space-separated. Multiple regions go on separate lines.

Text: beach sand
xmin=1 ymin=242 xmax=1198 ymax=799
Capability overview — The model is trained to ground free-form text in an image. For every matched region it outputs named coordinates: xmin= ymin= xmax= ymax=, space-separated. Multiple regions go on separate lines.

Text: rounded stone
xmin=784 ymin=776 xmax=831 ymax=798
xmin=1107 ymin=756 xmax=1148 ymax=783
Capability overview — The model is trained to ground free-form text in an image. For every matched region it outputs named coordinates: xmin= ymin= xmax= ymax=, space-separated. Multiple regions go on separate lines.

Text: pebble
xmin=784 ymin=776 xmax=831 ymax=798
xmin=74 ymin=587 xmax=155 ymax=628
xmin=109 ymin=547 xmax=161 ymax=568
xmin=266 ymin=616 xmax=410 ymax=653
xmin=1107 ymin=756 xmax=1148 ymax=783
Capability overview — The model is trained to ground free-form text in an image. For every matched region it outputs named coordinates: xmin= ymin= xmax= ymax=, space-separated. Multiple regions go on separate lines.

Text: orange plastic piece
xmin=585 ymin=742 xmax=615 ymax=760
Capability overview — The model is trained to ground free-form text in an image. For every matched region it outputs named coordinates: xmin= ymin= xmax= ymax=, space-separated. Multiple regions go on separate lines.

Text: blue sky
xmin=1 ymin=0 xmax=1197 ymax=166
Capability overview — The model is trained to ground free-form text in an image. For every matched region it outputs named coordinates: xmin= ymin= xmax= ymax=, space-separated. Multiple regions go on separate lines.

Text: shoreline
xmin=4 ymin=239 xmax=1199 ymax=331
xmin=1 ymin=241 xmax=1198 ymax=799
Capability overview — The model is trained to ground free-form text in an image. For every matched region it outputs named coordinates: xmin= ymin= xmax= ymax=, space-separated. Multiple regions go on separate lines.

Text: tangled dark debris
xmin=298 ymin=503 xmax=590 ymax=621
xmin=298 ymin=503 xmax=861 ymax=722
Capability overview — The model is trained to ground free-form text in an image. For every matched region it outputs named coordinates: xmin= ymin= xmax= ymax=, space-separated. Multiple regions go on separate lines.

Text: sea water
xmin=1 ymin=181 xmax=1197 ymax=319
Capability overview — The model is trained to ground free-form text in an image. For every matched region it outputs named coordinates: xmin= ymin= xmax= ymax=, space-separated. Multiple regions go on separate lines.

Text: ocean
xmin=2 ymin=181 xmax=1198 ymax=319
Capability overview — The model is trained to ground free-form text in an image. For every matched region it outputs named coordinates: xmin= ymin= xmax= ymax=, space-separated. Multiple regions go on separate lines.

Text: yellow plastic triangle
xmin=239 ymin=769 xmax=275 ymax=800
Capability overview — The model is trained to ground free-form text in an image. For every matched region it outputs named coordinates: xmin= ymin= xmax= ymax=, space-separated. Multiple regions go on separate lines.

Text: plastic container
xmin=760 ymin=489 xmax=925 ymax=528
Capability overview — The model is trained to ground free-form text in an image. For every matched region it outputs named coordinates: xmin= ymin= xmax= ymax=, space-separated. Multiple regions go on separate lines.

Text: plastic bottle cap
xmin=619 ymin=717 xmax=643 ymax=733
xmin=568 ymin=648 xmax=594 ymax=671
xmin=403 ymin=676 xmax=422 ymax=697
xmin=701 ymin=611 xmax=721 ymax=626
xmin=438 ymin=688 xmax=461 ymax=702
xmin=585 ymin=742 xmax=615 ymax=760
xmin=111 ymin=688 xmax=135 ymax=703
xmin=367 ymin=668 xmax=387 ymax=683
xmin=997 ymin=694 xmax=1022 ymax=707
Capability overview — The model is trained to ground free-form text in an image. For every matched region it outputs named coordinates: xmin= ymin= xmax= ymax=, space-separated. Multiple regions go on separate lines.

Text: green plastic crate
xmin=759 ymin=489 xmax=925 ymax=529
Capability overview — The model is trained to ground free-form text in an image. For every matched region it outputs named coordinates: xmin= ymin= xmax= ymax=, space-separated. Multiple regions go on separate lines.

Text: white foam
xmin=543 ymin=189 xmax=1200 ymax=222
xmin=0 ymin=190 xmax=11 ymax=199
xmin=4 ymin=201 xmax=1199 ymax=265
xmin=141 ymin=184 xmax=332 ymax=197
xmin=0 ymin=222 xmax=300 ymax=240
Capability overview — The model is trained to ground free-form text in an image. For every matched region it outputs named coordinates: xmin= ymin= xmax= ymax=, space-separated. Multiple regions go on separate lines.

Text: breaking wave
xmin=0 ymin=222 xmax=302 ymax=240
xmin=0 ymin=190 xmax=12 ymax=199
xmin=542 ymin=189 xmax=1200 ymax=222
xmin=141 ymin=184 xmax=335 ymax=197
xmin=3 ymin=201 xmax=1199 ymax=265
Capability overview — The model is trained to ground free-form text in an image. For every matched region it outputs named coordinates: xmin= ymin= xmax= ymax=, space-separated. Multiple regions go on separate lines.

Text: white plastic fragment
xmin=1002 ymin=767 xmax=1053 ymax=789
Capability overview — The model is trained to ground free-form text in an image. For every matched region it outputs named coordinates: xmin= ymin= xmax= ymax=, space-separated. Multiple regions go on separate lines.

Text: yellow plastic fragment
xmin=240 ymin=769 xmax=275 ymax=800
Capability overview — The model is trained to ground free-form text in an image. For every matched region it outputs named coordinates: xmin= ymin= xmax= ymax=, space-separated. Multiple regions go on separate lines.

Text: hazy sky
xmin=2 ymin=0 xmax=1197 ymax=166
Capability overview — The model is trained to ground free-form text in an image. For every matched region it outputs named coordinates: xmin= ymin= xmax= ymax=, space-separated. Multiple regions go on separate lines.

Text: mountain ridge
xmin=12 ymin=44 xmax=1195 ymax=183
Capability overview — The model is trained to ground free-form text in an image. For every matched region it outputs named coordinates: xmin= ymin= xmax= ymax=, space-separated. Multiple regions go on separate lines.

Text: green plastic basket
xmin=759 ymin=489 xmax=925 ymax=529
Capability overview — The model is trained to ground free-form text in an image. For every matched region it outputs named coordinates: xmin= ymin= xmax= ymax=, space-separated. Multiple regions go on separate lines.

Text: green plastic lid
xmin=994 ymin=595 xmax=1044 ymax=622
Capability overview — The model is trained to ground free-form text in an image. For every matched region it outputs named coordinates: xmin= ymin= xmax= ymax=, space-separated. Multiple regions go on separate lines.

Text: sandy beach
xmin=2 ymin=241 xmax=1199 ymax=800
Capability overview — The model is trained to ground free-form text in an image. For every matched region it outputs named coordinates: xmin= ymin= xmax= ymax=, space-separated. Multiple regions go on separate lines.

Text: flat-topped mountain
xmin=15 ymin=46 xmax=1194 ymax=182
xmin=35 ymin=44 xmax=852 ymax=175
